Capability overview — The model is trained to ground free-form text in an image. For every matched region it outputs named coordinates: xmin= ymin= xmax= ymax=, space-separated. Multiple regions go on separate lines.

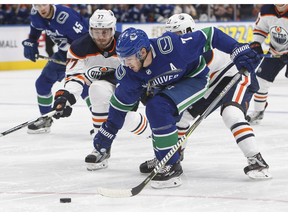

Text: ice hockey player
xmin=246 ymin=4 xmax=288 ymax=124
xmin=22 ymin=4 xmax=89 ymax=134
xmin=139 ymin=13 xmax=271 ymax=180
xmin=51 ymin=9 xmax=151 ymax=171
xmin=89 ymin=24 xmax=260 ymax=189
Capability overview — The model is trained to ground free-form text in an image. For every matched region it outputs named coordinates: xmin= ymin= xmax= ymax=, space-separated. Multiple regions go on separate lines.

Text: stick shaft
xmin=36 ymin=54 xmax=66 ymax=66
xmin=0 ymin=111 xmax=56 ymax=137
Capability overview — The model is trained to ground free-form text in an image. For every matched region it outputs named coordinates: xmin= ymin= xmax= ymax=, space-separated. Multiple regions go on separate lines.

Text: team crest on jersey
xmin=31 ymin=8 xmax=37 ymax=15
xmin=270 ymin=26 xmax=288 ymax=45
xmin=85 ymin=66 xmax=115 ymax=80
xmin=57 ymin=11 xmax=69 ymax=24
xmin=157 ymin=36 xmax=173 ymax=54
xmin=146 ymin=69 xmax=152 ymax=75
xmin=116 ymin=65 xmax=126 ymax=80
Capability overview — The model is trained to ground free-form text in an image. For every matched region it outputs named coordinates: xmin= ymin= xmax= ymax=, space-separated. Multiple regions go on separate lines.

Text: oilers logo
xmin=270 ymin=26 xmax=288 ymax=45
xmin=85 ymin=66 xmax=115 ymax=82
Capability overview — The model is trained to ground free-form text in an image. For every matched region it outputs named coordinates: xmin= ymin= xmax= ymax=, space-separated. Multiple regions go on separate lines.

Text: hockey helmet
xmin=166 ymin=13 xmax=195 ymax=34
xmin=116 ymin=27 xmax=151 ymax=61
xmin=89 ymin=9 xmax=117 ymax=36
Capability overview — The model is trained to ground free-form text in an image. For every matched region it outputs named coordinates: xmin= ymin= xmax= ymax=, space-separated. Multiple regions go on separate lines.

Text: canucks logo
xmin=57 ymin=11 xmax=69 ymax=24
xmin=270 ymin=26 xmax=288 ymax=45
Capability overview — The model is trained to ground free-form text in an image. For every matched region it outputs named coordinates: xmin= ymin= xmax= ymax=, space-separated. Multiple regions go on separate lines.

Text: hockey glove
xmin=249 ymin=41 xmax=264 ymax=54
xmin=53 ymin=89 xmax=76 ymax=119
xmin=22 ymin=39 xmax=39 ymax=62
xmin=280 ymin=54 xmax=288 ymax=65
xmin=231 ymin=43 xmax=261 ymax=73
xmin=93 ymin=122 xmax=118 ymax=152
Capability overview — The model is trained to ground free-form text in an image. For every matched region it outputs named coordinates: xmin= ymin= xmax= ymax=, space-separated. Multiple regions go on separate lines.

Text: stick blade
xmin=97 ymin=187 xmax=133 ymax=198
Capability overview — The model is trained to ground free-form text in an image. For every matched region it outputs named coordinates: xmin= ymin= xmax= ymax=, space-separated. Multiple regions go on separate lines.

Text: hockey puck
xmin=60 ymin=198 xmax=71 ymax=203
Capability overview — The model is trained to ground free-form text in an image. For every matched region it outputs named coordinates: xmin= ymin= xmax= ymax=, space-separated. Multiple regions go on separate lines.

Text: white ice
xmin=0 ymin=69 xmax=288 ymax=212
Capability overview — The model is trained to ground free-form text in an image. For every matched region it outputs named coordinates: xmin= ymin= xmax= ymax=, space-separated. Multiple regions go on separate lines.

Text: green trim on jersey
xmin=110 ymin=94 xmax=137 ymax=112
xmin=177 ymin=75 xmax=210 ymax=113
xmin=185 ymin=56 xmax=207 ymax=78
xmin=200 ymin=27 xmax=214 ymax=52
xmin=153 ymin=130 xmax=178 ymax=149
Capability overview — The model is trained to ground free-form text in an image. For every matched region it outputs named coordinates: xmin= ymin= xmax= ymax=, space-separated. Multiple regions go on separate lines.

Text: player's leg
xmin=146 ymin=76 xmax=209 ymax=188
xmin=85 ymin=80 xmax=151 ymax=171
xmin=28 ymin=51 xmax=66 ymax=134
xmin=146 ymin=94 xmax=183 ymax=189
xmin=247 ymin=58 xmax=285 ymax=124
xmin=139 ymin=109 xmax=193 ymax=173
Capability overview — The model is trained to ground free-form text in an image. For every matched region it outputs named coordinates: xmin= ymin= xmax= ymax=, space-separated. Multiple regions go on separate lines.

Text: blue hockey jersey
xmin=29 ymin=4 xmax=89 ymax=51
xmin=108 ymin=27 xmax=239 ymax=129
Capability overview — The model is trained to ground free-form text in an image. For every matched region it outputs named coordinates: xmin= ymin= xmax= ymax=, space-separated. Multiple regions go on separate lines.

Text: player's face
xmin=91 ymin=28 xmax=113 ymax=49
xmin=120 ymin=54 xmax=142 ymax=72
xmin=33 ymin=4 xmax=53 ymax=19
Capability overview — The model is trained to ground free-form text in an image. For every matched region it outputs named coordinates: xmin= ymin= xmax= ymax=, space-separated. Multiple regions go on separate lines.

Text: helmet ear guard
xmin=166 ymin=13 xmax=195 ymax=34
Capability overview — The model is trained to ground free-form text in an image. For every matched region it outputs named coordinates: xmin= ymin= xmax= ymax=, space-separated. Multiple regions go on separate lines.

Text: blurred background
xmin=0 ymin=4 xmax=262 ymax=25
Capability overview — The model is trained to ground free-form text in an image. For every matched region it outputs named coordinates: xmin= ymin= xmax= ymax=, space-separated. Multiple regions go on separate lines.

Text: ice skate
xmin=85 ymin=148 xmax=110 ymax=171
xmin=244 ymin=153 xmax=272 ymax=179
xmin=151 ymin=161 xmax=183 ymax=189
xmin=139 ymin=157 xmax=159 ymax=173
xmin=139 ymin=148 xmax=184 ymax=174
xmin=246 ymin=102 xmax=268 ymax=124
xmin=27 ymin=116 xmax=53 ymax=134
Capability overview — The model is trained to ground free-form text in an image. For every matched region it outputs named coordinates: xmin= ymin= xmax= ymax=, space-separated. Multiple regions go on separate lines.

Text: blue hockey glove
xmin=22 ymin=39 xmax=39 ymax=62
xmin=231 ymin=43 xmax=261 ymax=73
xmin=280 ymin=54 xmax=288 ymax=65
xmin=53 ymin=89 xmax=76 ymax=119
xmin=93 ymin=122 xmax=118 ymax=152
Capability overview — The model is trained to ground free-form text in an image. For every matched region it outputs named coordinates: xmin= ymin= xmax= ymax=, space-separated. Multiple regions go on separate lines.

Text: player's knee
xmin=257 ymin=76 xmax=272 ymax=93
xmin=35 ymin=74 xmax=53 ymax=95
xmin=89 ymin=80 xmax=114 ymax=107
xmin=222 ymin=105 xmax=246 ymax=129
xmin=146 ymin=95 xmax=177 ymax=127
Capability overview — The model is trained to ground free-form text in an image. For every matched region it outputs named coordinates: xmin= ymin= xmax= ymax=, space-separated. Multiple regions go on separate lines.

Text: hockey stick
xmin=260 ymin=54 xmax=281 ymax=59
xmin=0 ymin=110 xmax=56 ymax=137
xmin=97 ymin=66 xmax=244 ymax=198
xmin=36 ymin=54 xmax=66 ymax=66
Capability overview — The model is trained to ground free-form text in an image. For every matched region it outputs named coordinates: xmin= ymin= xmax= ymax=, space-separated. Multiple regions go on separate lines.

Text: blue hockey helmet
xmin=116 ymin=27 xmax=151 ymax=59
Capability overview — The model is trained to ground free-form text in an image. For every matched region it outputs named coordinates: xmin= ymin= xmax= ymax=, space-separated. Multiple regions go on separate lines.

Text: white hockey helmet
xmin=89 ymin=9 xmax=117 ymax=36
xmin=166 ymin=13 xmax=195 ymax=34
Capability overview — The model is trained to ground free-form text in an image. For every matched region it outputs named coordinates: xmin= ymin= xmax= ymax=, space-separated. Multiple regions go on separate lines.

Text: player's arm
xmin=52 ymin=47 xmax=85 ymax=119
xmin=253 ymin=8 xmax=269 ymax=44
xmin=21 ymin=21 xmax=43 ymax=62
xmin=184 ymin=27 xmax=261 ymax=73
xmin=93 ymin=66 xmax=143 ymax=149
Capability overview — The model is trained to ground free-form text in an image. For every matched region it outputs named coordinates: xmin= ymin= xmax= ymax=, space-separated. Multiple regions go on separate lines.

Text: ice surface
xmin=1 ymin=69 xmax=288 ymax=212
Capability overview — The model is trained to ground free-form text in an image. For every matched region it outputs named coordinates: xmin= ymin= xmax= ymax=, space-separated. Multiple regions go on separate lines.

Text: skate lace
xmin=33 ymin=117 xmax=52 ymax=127
xmin=158 ymin=164 xmax=172 ymax=174
xmin=147 ymin=158 xmax=158 ymax=168
xmin=247 ymin=157 xmax=266 ymax=167
xmin=250 ymin=111 xmax=263 ymax=118
xmin=92 ymin=149 xmax=109 ymax=162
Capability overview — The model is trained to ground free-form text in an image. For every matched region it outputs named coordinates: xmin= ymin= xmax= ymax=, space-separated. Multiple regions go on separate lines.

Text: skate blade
xmin=247 ymin=168 xmax=272 ymax=180
xmin=86 ymin=160 xmax=108 ymax=171
xmin=27 ymin=127 xmax=51 ymax=134
xmin=151 ymin=176 xmax=182 ymax=189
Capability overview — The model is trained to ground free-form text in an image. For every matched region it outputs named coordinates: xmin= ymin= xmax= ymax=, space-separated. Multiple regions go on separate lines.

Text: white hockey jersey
xmin=253 ymin=5 xmax=288 ymax=55
xmin=64 ymin=32 xmax=120 ymax=100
